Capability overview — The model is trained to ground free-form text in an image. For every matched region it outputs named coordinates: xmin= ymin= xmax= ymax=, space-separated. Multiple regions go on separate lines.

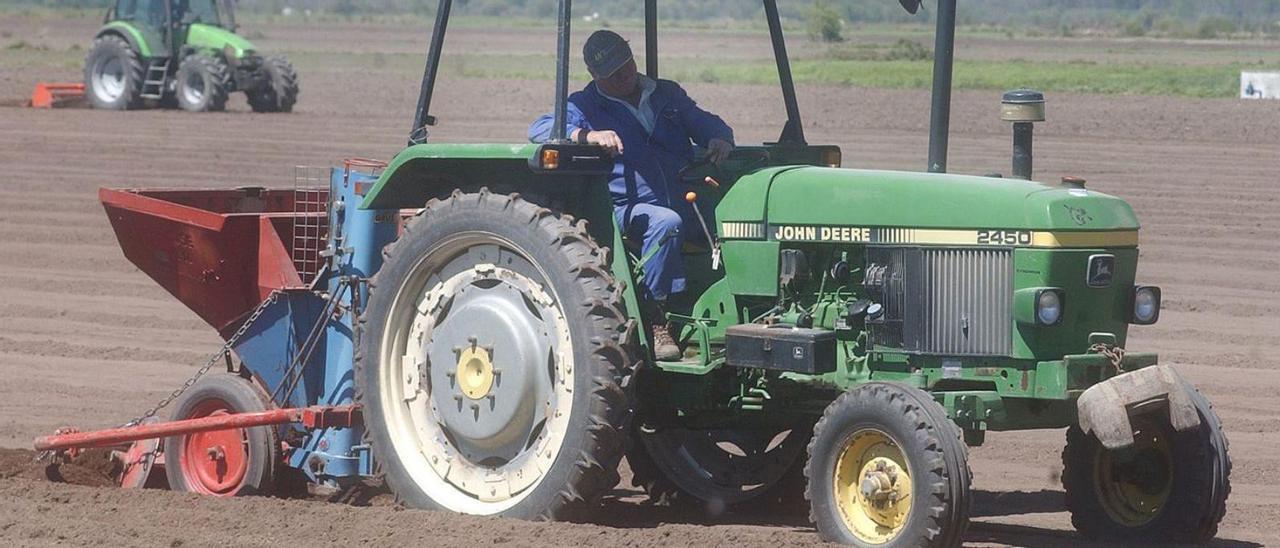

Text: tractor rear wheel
xmin=83 ymin=34 xmax=144 ymax=110
xmin=163 ymin=374 xmax=277 ymax=497
xmin=627 ymin=420 xmax=812 ymax=514
xmin=247 ymin=56 xmax=299 ymax=113
xmin=1062 ymin=388 xmax=1230 ymax=543
xmin=174 ymin=54 xmax=230 ymax=112
xmin=356 ymin=189 xmax=633 ymax=519
xmin=805 ymin=383 xmax=971 ymax=547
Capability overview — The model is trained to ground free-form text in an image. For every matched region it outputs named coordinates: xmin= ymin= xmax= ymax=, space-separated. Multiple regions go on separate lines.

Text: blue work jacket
xmin=528 ymin=79 xmax=734 ymax=209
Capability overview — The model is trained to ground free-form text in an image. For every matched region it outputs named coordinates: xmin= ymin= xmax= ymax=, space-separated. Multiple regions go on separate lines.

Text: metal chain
xmin=1089 ymin=342 xmax=1127 ymax=374
xmin=121 ymin=290 xmax=282 ymax=428
xmin=33 ymin=292 xmax=284 ymax=463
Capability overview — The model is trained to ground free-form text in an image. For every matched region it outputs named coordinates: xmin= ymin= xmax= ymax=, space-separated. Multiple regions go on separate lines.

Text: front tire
xmin=247 ymin=56 xmax=299 ymax=113
xmin=175 ymin=54 xmax=230 ymax=112
xmin=805 ymin=383 xmax=971 ymax=547
xmin=83 ymin=34 xmax=144 ymax=110
xmin=1063 ymin=388 xmax=1230 ymax=543
xmin=357 ymin=189 xmax=633 ymax=519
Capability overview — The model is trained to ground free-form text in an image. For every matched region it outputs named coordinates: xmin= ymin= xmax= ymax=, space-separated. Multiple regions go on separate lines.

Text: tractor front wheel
xmin=356 ymin=189 xmax=632 ymax=519
xmin=1062 ymin=388 xmax=1230 ymax=543
xmin=83 ymin=34 xmax=144 ymax=110
xmin=805 ymin=383 xmax=971 ymax=547
xmin=162 ymin=374 xmax=277 ymax=496
xmin=247 ymin=56 xmax=299 ymax=113
xmin=174 ymin=54 xmax=230 ymax=112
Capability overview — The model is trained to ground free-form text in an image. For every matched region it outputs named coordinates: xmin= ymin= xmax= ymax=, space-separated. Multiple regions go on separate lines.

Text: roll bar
xmin=406 ymin=0 xmax=959 ymax=169
xmin=409 ymin=0 xmax=451 ymax=145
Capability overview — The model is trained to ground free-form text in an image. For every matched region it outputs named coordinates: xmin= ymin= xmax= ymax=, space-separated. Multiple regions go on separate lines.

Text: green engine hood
xmin=185 ymin=23 xmax=255 ymax=58
xmin=719 ymin=167 xmax=1139 ymax=236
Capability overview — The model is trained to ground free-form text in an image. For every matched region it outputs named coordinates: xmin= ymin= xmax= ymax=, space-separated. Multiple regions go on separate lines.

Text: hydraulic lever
xmin=684 ymin=192 xmax=720 ymax=270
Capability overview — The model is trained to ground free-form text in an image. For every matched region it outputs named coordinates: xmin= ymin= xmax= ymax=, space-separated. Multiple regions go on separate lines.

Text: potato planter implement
xmin=36 ymin=1 xmax=1228 ymax=547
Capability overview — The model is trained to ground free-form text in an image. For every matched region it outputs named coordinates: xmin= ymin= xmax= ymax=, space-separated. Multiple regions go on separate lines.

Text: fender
xmin=96 ymin=21 xmax=162 ymax=59
xmin=1076 ymin=364 xmax=1201 ymax=450
xmin=359 ymin=143 xmax=543 ymax=210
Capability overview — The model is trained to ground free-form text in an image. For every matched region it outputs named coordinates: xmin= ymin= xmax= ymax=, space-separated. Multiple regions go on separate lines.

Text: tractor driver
xmin=529 ymin=30 xmax=735 ymax=361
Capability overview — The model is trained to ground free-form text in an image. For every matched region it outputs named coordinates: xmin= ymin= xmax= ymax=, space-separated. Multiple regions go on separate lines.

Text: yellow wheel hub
xmin=456 ymin=345 xmax=495 ymax=400
xmin=1093 ymin=424 xmax=1174 ymax=527
xmin=833 ymin=429 xmax=914 ymax=544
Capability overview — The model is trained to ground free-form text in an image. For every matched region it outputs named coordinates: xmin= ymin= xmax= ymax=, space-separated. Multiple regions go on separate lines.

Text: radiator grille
xmin=870 ymin=247 xmax=1013 ymax=356
xmin=915 ymin=248 xmax=1013 ymax=355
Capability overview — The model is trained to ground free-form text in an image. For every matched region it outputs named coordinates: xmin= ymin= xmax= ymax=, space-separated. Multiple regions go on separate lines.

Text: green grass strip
xmin=5 ymin=47 xmax=1244 ymax=98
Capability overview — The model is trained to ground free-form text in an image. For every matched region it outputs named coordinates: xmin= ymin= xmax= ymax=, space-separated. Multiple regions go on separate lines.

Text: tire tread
xmin=354 ymin=189 xmax=634 ymax=520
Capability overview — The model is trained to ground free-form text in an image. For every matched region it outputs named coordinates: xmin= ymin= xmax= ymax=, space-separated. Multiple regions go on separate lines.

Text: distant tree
xmin=1196 ymin=15 xmax=1236 ymax=38
xmin=334 ymin=0 xmax=358 ymax=17
xmin=807 ymin=0 xmax=843 ymax=43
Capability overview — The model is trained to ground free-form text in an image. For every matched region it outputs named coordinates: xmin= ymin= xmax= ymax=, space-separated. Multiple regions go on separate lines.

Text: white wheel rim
xmin=182 ymin=69 xmax=206 ymax=104
xmin=378 ymin=233 xmax=574 ymax=515
xmin=93 ymin=57 xmax=125 ymax=102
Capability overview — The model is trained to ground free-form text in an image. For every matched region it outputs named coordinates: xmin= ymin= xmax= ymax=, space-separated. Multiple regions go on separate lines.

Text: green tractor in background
xmin=84 ymin=0 xmax=298 ymax=112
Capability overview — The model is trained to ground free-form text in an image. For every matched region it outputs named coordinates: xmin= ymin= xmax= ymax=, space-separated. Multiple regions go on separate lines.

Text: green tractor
xmin=351 ymin=0 xmax=1230 ymax=546
xmin=84 ymin=0 xmax=298 ymax=112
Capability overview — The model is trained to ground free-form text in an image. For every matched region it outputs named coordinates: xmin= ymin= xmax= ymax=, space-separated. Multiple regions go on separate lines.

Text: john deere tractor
xmin=338 ymin=0 xmax=1234 ymax=545
xmin=84 ymin=0 xmax=298 ymax=112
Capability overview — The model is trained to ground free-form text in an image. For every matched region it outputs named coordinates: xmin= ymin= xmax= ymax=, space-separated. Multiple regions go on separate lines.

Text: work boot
xmin=651 ymin=324 xmax=681 ymax=361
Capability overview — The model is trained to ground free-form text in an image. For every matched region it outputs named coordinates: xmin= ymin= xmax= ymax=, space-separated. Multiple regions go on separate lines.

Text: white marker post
xmin=1240 ymin=71 xmax=1280 ymax=99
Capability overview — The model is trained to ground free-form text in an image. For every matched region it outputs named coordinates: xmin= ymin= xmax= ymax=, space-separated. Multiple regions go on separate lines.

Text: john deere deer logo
xmin=1065 ymin=205 xmax=1092 ymax=226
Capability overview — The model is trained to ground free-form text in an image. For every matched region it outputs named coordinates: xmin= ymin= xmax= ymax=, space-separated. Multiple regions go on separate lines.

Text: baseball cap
xmin=583 ymin=30 xmax=633 ymax=78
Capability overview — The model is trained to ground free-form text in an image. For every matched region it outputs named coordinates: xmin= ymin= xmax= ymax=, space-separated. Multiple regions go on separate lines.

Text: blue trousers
xmin=615 ymin=202 xmax=687 ymax=301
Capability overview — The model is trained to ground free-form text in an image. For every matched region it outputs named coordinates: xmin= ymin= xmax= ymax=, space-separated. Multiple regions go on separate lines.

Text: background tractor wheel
xmin=1063 ymin=388 xmax=1230 ymax=543
xmin=174 ymin=54 xmax=230 ymax=112
xmin=83 ymin=34 xmax=144 ymax=110
xmin=163 ymin=374 xmax=277 ymax=497
xmin=627 ymin=420 xmax=812 ymax=515
xmin=247 ymin=56 xmax=299 ymax=113
xmin=356 ymin=189 xmax=633 ymax=520
xmin=805 ymin=383 xmax=971 ymax=547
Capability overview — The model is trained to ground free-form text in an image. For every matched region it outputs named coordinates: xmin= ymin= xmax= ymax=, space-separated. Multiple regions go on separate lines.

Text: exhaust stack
xmin=1001 ymin=89 xmax=1045 ymax=180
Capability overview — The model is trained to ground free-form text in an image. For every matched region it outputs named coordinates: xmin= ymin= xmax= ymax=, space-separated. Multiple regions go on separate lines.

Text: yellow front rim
xmin=1093 ymin=423 xmax=1174 ymax=527
xmin=833 ymin=429 xmax=914 ymax=544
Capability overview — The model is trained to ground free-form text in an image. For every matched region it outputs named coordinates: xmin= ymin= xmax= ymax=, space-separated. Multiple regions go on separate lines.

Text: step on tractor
xmin=84 ymin=0 xmax=298 ymax=112
xmin=37 ymin=1 xmax=1230 ymax=546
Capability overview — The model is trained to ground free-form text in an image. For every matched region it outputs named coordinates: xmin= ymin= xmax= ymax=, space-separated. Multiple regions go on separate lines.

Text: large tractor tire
xmin=627 ymin=419 xmax=812 ymax=515
xmin=356 ymin=189 xmax=633 ymax=519
xmin=174 ymin=54 xmax=230 ymax=112
xmin=1062 ymin=388 xmax=1230 ymax=543
xmin=83 ymin=34 xmax=145 ymax=110
xmin=163 ymin=374 xmax=278 ymax=496
xmin=805 ymin=383 xmax=971 ymax=547
xmin=247 ymin=55 xmax=299 ymax=113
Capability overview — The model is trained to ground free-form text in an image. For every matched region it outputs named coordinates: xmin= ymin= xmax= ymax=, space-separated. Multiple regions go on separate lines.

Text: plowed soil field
xmin=1 ymin=15 xmax=1277 ymax=548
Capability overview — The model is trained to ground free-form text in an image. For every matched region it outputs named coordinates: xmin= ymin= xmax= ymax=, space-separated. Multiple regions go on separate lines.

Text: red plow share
xmin=29 ymin=82 xmax=86 ymax=108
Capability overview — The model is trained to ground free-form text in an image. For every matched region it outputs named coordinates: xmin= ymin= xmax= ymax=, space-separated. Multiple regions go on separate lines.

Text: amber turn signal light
xmin=541 ymin=149 xmax=560 ymax=170
xmin=822 ymin=147 xmax=842 ymax=168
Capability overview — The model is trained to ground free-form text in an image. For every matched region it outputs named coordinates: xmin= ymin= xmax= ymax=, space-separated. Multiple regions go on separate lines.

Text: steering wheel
xmin=677 ymin=148 xmax=771 ymax=187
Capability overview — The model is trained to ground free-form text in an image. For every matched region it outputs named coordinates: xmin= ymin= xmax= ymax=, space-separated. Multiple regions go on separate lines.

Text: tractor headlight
xmin=1131 ymin=286 xmax=1161 ymax=325
xmin=1014 ymin=287 xmax=1065 ymax=326
xmin=1036 ymin=289 xmax=1064 ymax=326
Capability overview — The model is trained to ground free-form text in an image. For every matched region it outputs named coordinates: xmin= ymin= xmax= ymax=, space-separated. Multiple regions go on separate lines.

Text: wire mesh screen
xmin=292 ymin=166 xmax=330 ymax=285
